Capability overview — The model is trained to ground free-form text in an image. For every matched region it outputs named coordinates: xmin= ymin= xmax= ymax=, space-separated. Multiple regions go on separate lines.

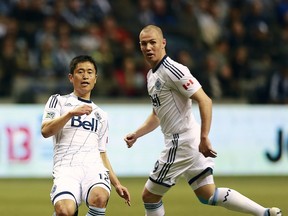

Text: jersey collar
xmin=78 ymin=97 xmax=92 ymax=103
xmin=71 ymin=93 xmax=92 ymax=103
xmin=152 ymin=55 xmax=168 ymax=73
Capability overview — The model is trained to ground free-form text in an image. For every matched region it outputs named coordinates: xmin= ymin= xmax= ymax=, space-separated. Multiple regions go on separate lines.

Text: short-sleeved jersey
xmin=42 ymin=93 xmax=108 ymax=169
xmin=147 ymin=55 xmax=201 ymax=135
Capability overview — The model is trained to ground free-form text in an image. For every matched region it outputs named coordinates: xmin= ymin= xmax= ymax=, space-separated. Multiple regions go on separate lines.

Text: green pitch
xmin=0 ymin=176 xmax=286 ymax=216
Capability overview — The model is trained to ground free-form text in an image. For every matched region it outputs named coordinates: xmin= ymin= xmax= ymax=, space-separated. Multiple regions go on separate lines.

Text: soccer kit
xmin=145 ymin=55 xmax=215 ymax=195
xmin=42 ymin=93 xmax=111 ymax=206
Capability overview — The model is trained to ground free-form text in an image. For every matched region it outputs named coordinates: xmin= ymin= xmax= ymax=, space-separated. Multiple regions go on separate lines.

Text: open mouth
xmin=146 ymin=53 xmax=154 ymax=58
xmin=81 ymin=82 xmax=90 ymax=86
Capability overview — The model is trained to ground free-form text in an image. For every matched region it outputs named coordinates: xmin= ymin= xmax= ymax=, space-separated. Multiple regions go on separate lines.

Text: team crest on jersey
xmin=45 ymin=111 xmax=55 ymax=119
xmin=94 ymin=112 xmax=102 ymax=120
xmin=155 ymin=78 xmax=162 ymax=91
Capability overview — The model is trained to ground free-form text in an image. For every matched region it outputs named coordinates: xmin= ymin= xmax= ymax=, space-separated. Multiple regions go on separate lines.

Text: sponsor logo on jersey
xmin=65 ymin=103 xmax=73 ymax=106
xmin=150 ymin=94 xmax=161 ymax=107
xmin=45 ymin=111 xmax=55 ymax=119
xmin=182 ymin=79 xmax=194 ymax=90
xmin=71 ymin=116 xmax=98 ymax=132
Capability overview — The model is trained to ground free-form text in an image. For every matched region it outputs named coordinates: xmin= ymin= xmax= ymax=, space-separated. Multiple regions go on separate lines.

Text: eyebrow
xmin=140 ymin=39 xmax=156 ymax=44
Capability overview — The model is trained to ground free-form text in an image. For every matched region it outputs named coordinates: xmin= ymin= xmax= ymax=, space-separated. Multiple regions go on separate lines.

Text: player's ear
xmin=162 ymin=38 xmax=166 ymax=48
xmin=68 ymin=73 xmax=73 ymax=83
xmin=94 ymin=74 xmax=97 ymax=84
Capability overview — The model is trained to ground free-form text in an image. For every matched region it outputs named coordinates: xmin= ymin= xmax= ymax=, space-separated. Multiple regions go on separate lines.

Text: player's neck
xmin=73 ymin=91 xmax=91 ymax=101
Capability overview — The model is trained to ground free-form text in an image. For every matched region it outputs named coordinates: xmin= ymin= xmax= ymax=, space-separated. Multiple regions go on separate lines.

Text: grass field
xmin=0 ymin=176 xmax=286 ymax=216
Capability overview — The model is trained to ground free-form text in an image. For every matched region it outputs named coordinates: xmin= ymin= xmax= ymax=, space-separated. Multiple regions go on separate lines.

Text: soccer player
xmin=124 ymin=25 xmax=281 ymax=216
xmin=41 ymin=55 xmax=131 ymax=216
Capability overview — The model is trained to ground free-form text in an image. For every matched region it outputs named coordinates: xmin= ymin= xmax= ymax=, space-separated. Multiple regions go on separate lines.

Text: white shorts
xmin=145 ymin=127 xmax=215 ymax=196
xmin=50 ymin=165 xmax=111 ymax=207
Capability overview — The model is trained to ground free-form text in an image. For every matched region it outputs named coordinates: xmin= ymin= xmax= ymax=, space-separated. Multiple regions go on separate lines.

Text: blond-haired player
xmin=124 ymin=25 xmax=281 ymax=216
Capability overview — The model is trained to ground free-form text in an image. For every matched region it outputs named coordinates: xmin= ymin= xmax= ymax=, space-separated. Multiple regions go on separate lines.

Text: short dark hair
xmin=69 ymin=55 xmax=98 ymax=74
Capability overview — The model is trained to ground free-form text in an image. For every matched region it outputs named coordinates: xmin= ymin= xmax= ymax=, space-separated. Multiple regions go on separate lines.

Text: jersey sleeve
xmin=98 ymin=112 xmax=109 ymax=152
xmin=42 ymin=94 xmax=61 ymax=122
xmin=167 ymin=65 xmax=201 ymax=98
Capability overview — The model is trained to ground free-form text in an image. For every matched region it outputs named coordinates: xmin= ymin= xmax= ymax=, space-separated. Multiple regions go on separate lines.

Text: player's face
xmin=139 ymin=29 xmax=166 ymax=68
xmin=69 ymin=61 xmax=97 ymax=99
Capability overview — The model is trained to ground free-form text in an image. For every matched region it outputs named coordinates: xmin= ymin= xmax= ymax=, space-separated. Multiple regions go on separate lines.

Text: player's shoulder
xmin=49 ymin=93 xmax=71 ymax=100
xmin=164 ymin=56 xmax=187 ymax=69
xmin=92 ymin=104 xmax=108 ymax=121
xmin=46 ymin=93 xmax=73 ymax=107
xmin=92 ymin=101 xmax=108 ymax=119
xmin=161 ymin=56 xmax=190 ymax=80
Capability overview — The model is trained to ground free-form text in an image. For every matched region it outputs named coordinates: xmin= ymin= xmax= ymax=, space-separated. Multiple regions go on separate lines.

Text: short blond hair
xmin=140 ymin=25 xmax=164 ymax=38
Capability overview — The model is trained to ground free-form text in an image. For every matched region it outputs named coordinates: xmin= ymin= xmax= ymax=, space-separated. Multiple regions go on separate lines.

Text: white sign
xmin=0 ymin=104 xmax=287 ymax=177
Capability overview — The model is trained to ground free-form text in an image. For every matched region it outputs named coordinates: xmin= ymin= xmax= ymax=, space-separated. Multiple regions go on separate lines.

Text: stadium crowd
xmin=0 ymin=0 xmax=288 ymax=104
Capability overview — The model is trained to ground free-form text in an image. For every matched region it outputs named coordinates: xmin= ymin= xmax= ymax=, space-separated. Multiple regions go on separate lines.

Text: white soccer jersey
xmin=147 ymin=55 xmax=202 ymax=135
xmin=42 ymin=93 xmax=108 ymax=169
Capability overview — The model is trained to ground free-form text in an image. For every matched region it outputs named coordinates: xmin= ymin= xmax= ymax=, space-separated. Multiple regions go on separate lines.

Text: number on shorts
xmin=99 ymin=171 xmax=110 ymax=183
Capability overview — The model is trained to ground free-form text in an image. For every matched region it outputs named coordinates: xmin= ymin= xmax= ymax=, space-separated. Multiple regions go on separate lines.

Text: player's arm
xmin=124 ymin=109 xmax=160 ymax=148
xmin=41 ymin=104 xmax=92 ymax=138
xmin=41 ymin=112 xmax=73 ymax=138
xmin=190 ymin=88 xmax=217 ymax=158
xmin=100 ymin=152 xmax=131 ymax=206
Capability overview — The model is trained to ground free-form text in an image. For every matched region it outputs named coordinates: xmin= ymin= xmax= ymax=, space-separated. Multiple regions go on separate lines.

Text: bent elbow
xmin=41 ymin=126 xmax=52 ymax=138
xmin=41 ymin=130 xmax=50 ymax=138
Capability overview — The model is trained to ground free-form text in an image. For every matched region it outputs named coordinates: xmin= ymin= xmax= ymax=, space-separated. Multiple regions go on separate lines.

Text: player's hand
xmin=115 ymin=185 xmax=131 ymax=206
xmin=71 ymin=104 xmax=93 ymax=116
xmin=124 ymin=133 xmax=137 ymax=148
xmin=199 ymin=137 xmax=217 ymax=158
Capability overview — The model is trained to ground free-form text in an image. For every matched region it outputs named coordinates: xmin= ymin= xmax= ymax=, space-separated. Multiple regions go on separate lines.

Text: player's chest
xmin=61 ymin=103 xmax=101 ymax=132
xmin=147 ymin=73 xmax=170 ymax=94
xmin=147 ymin=74 xmax=172 ymax=108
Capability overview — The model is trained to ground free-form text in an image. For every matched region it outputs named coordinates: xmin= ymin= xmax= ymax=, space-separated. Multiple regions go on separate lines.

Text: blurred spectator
xmin=10 ymin=0 xmax=47 ymax=49
xmin=218 ymin=62 xmax=237 ymax=98
xmin=151 ymin=0 xmax=177 ymax=33
xmin=34 ymin=16 xmax=57 ymax=49
xmin=268 ymin=62 xmax=288 ymax=104
xmin=15 ymin=38 xmax=36 ymax=77
xmin=100 ymin=15 xmax=133 ymax=62
xmin=78 ymin=23 xmax=102 ymax=54
xmin=276 ymin=0 xmax=288 ymax=27
xmin=83 ymin=0 xmax=111 ymax=23
xmin=173 ymin=0 xmax=202 ymax=49
xmin=90 ymin=39 xmax=117 ymax=97
xmin=243 ymin=0 xmax=276 ymax=59
xmin=276 ymin=25 xmax=288 ymax=63
xmin=176 ymin=50 xmax=196 ymax=73
xmin=137 ymin=0 xmax=154 ymax=27
xmin=60 ymin=0 xmax=89 ymax=33
xmin=53 ymin=34 xmax=77 ymax=79
xmin=211 ymin=38 xmax=230 ymax=70
xmin=227 ymin=19 xmax=249 ymax=52
xmin=0 ymin=1 xmax=13 ymax=16
xmin=113 ymin=57 xmax=146 ymax=97
xmin=230 ymin=45 xmax=251 ymax=97
xmin=37 ymin=34 xmax=56 ymax=78
xmin=194 ymin=0 xmax=222 ymax=47
xmin=198 ymin=54 xmax=222 ymax=99
xmin=110 ymin=0 xmax=137 ymax=33
xmin=49 ymin=0 xmax=67 ymax=24
xmin=0 ymin=36 xmax=17 ymax=97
